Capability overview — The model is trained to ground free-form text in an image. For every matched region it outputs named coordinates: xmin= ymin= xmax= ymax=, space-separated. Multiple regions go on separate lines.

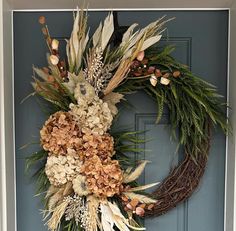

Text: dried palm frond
xmin=92 ymin=12 xmax=114 ymax=51
xmin=123 ymin=160 xmax=150 ymax=183
xmin=66 ymin=9 xmax=89 ymax=74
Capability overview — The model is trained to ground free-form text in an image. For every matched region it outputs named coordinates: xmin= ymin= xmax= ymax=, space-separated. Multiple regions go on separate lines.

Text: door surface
xmin=14 ymin=10 xmax=228 ymax=231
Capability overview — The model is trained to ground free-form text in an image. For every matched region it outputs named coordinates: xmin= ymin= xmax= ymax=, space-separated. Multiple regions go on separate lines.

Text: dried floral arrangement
xmin=26 ymin=9 xmax=228 ymax=231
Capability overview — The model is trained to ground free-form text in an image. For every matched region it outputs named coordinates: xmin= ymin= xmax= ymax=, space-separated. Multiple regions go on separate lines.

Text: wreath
xmin=26 ymin=9 xmax=228 ymax=231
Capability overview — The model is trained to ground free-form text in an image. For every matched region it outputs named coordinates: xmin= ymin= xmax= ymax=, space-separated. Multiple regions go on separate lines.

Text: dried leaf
xmin=101 ymin=13 xmax=114 ymax=51
xmin=121 ymin=23 xmax=138 ymax=46
xmin=93 ymin=22 xmax=102 ymax=47
xmin=141 ymin=35 xmax=162 ymax=51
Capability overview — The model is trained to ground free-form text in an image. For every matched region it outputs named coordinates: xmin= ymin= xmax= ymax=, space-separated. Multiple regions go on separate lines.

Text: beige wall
xmin=5 ymin=0 xmax=235 ymax=10
xmin=227 ymin=1 xmax=236 ymax=231
xmin=0 ymin=0 xmax=15 ymax=231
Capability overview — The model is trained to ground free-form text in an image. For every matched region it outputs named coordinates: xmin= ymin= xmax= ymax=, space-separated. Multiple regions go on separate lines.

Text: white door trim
xmin=0 ymin=6 xmax=234 ymax=231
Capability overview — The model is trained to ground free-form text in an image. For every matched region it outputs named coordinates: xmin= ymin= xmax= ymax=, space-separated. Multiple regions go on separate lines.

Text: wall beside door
xmin=0 ymin=0 xmax=15 ymax=231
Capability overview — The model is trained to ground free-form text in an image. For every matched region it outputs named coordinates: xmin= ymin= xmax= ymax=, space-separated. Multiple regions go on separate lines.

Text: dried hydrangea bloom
xmin=40 ymin=111 xmax=82 ymax=155
xmin=45 ymin=152 xmax=82 ymax=186
xmin=69 ymin=96 xmax=113 ymax=136
xmin=80 ymin=155 xmax=123 ymax=197
xmin=80 ymin=131 xmax=115 ymax=161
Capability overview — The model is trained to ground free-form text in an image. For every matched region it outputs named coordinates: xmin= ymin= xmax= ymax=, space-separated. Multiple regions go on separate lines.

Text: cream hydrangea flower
xmin=45 ymin=151 xmax=82 ymax=186
xmin=69 ymin=96 xmax=113 ymax=135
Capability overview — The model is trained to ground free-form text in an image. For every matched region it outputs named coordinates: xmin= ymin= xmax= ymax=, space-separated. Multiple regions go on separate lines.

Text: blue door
xmin=14 ymin=10 xmax=228 ymax=231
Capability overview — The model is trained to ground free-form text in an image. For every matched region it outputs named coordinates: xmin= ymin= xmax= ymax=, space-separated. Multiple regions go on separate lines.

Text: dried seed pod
xmin=50 ymin=55 xmax=59 ymax=65
xmin=147 ymin=66 xmax=155 ymax=74
xmin=52 ymin=39 xmax=59 ymax=50
xmin=139 ymin=204 xmax=146 ymax=209
xmin=135 ymin=207 xmax=145 ymax=216
xmin=160 ymin=77 xmax=170 ymax=85
xmin=150 ymin=75 xmax=158 ymax=86
xmin=147 ymin=204 xmax=155 ymax=210
xmin=39 ymin=16 xmax=46 ymax=24
xmin=155 ymin=69 xmax=162 ymax=77
xmin=130 ymin=198 xmax=139 ymax=208
xmin=137 ymin=51 xmax=145 ymax=61
xmin=163 ymin=73 xmax=170 ymax=78
xmin=126 ymin=203 xmax=133 ymax=210
xmin=173 ymin=70 xmax=181 ymax=78
xmin=41 ymin=27 xmax=48 ymax=36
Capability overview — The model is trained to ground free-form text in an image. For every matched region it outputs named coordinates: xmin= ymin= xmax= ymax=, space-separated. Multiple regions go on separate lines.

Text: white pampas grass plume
xmin=123 ymin=160 xmax=150 ymax=183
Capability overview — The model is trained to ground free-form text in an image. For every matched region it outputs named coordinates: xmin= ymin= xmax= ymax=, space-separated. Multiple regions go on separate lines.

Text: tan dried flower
xmin=45 ymin=153 xmax=82 ymax=186
xmin=80 ymin=156 xmax=123 ymax=198
xmin=40 ymin=111 xmax=82 ymax=155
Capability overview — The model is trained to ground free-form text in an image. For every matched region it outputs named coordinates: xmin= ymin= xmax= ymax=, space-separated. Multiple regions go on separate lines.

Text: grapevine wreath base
xmin=146 ymin=121 xmax=210 ymax=217
xmin=26 ymin=8 xmax=228 ymax=231
xmin=147 ymin=141 xmax=209 ymax=217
